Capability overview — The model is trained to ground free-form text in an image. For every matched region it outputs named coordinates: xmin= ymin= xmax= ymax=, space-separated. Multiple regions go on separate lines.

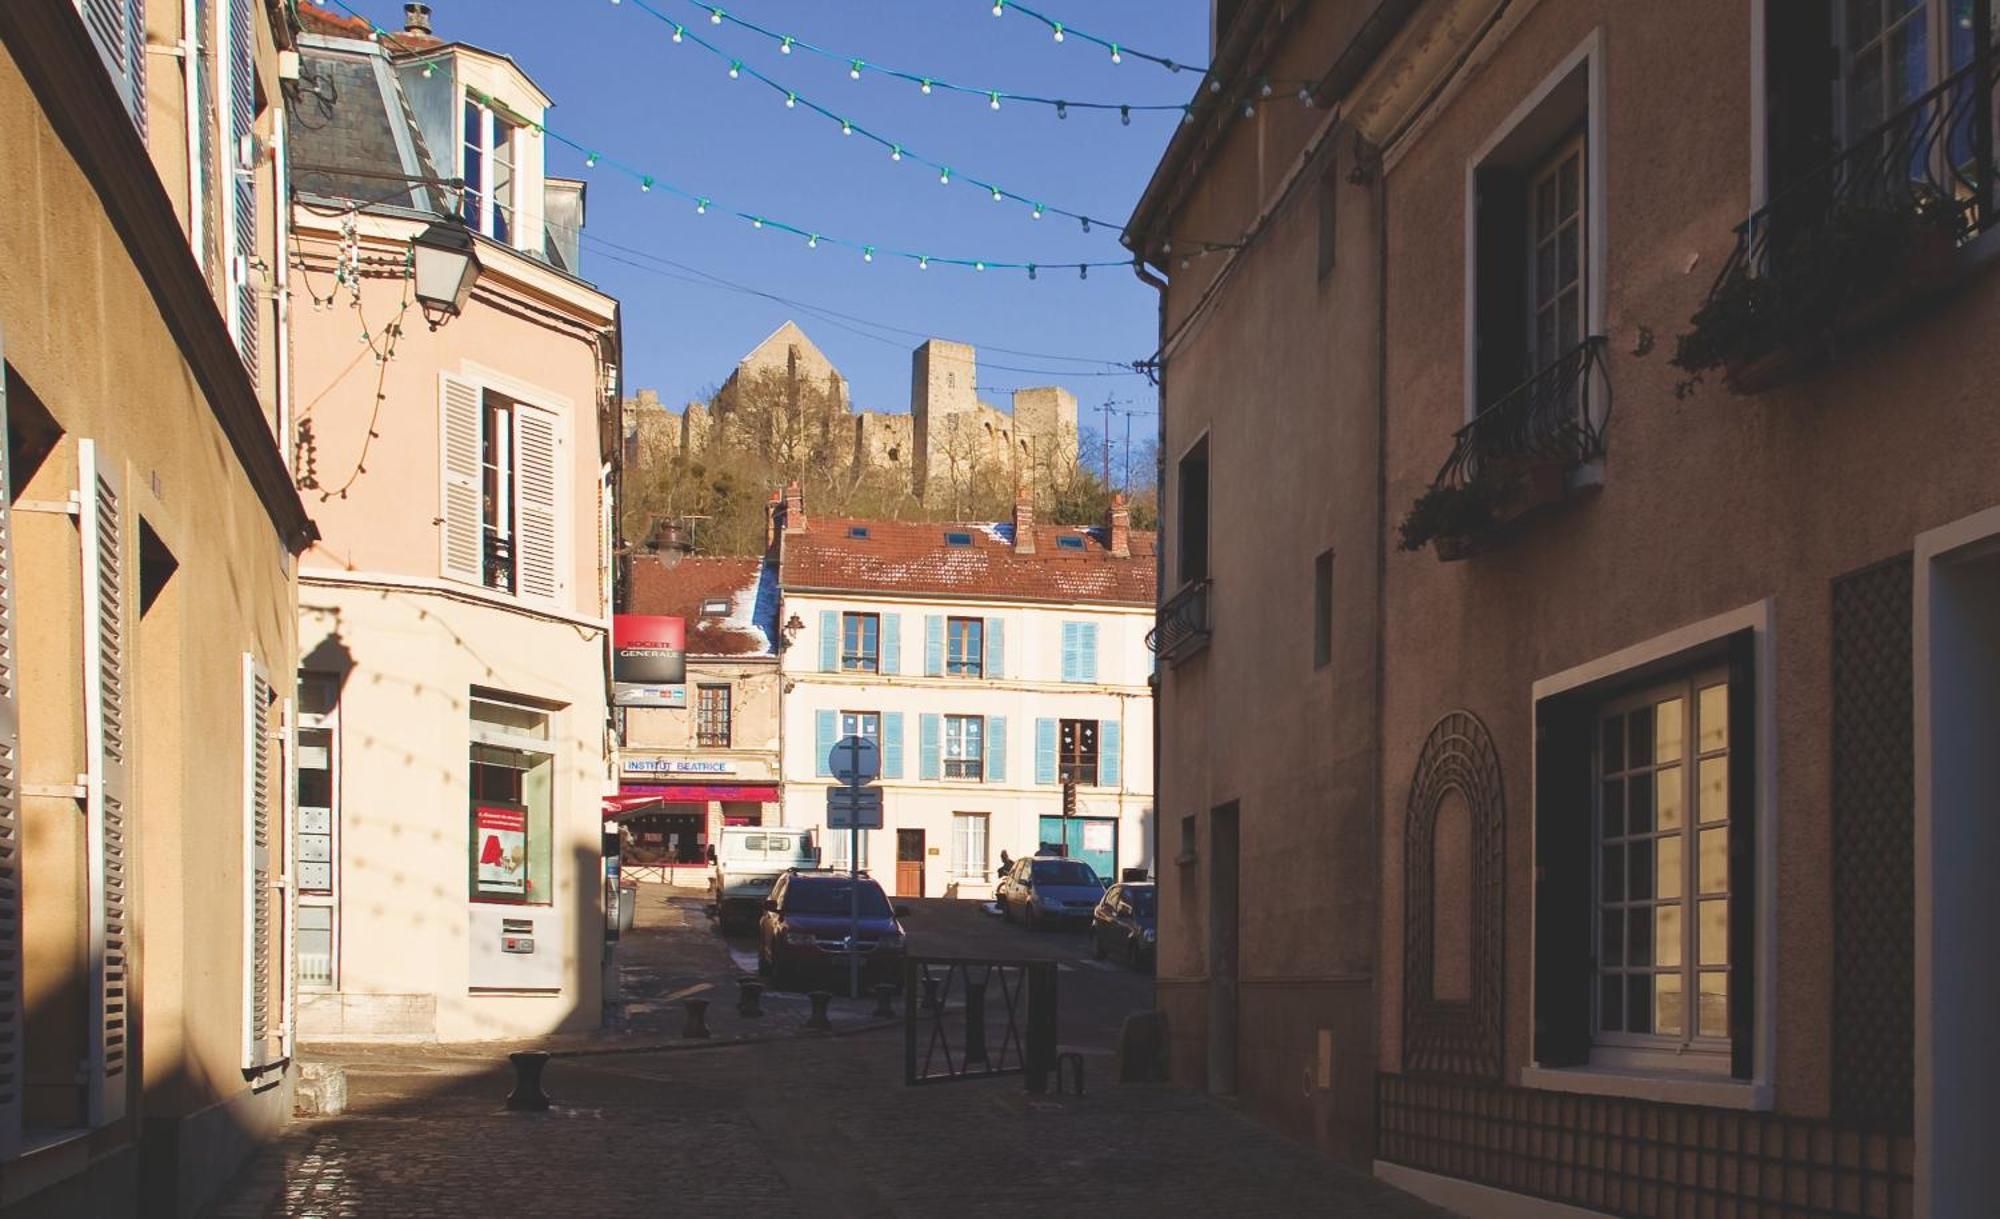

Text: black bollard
xmin=737 ymin=978 xmax=764 ymax=1018
xmin=806 ymin=990 xmax=833 ymax=1031
xmin=506 ymin=1050 xmax=551 ymax=1111
xmin=964 ymin=980 xmax=989 ymax=1064
xmin=682 ymin=997 xmax=711 ymax=1039
xmin=872 ymin=981 xmax=897 ymax=1019
xmin=1055 ymin=1051 xmax=1086 ymax=1096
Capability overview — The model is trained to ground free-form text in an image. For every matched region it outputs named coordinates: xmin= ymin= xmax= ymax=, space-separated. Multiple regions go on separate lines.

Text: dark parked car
xmin=996 ymin=856 xmax=1105 ymax=929
xmin=1091 ymin=882 xmax=1156 ymax=969
xmin=757 ymin=869 xmax=909 ymax=989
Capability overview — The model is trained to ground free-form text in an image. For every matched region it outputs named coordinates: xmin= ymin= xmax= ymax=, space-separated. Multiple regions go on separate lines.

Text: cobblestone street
xmin=206 ymin=887 xmax=1450 ymax=1217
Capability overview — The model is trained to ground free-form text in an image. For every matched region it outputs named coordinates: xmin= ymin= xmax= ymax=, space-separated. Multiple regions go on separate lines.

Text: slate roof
xmin=780 ymin=515 xmax=1156 ymax=607
xmin=624 ymin=556 xmax=779 ymax=657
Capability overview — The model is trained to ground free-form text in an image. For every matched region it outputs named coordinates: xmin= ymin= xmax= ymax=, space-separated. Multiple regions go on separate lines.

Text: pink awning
xmin=603 ymin=785 xmax=781 ymax=819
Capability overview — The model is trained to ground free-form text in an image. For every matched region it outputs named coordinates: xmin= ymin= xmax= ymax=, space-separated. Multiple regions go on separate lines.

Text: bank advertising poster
xmin=613 ymin=614 xmax=688 ymax=707
xmin=475 ymin=805 xmax=529 ymax=898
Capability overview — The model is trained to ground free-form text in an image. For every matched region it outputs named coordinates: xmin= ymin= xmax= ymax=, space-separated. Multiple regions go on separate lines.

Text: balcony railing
xmin=483 ymin=530 xmax=514 ymax=593
xmin=1433 ymin=335 xmax=1610 ymax=493
xmin=1146 ymin=578 xmax=1211 ymax=664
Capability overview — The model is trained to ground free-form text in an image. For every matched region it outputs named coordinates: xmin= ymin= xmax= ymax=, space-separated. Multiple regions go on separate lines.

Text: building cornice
xmin=779 ymin=585 xmax=1154 ymax=614
xmin=300 ymin=567 xmax=608 ymax=634
xmin=0 ymin=0 xmax=319 ymax=553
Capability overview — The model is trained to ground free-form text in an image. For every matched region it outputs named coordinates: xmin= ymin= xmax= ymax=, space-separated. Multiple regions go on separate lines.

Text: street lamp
xmin=410 ymin=218 xmax=480 ymax=329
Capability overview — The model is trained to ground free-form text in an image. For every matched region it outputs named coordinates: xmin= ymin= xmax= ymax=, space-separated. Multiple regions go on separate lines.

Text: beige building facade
xmin=1 ymin=1 xmax=313 ymax=1214
xmin=287 ymin=6 xmax=620 ymax=1043
xmin=1133 ymin=2 xmax=1998 ymax=1216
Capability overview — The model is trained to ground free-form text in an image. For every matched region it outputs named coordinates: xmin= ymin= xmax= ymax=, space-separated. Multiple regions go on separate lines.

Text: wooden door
xmin=896 ymin=829 xmax=925 ymax=897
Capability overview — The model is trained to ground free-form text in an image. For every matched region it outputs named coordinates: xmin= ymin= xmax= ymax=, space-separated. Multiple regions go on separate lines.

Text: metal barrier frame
xmin=904 ymin=957 xmax=1057 ymax=1089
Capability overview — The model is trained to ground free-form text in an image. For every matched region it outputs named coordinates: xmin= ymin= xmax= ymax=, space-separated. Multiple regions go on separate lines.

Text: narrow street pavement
xmin=207 ymin=885 xmax=1448 ymax=1217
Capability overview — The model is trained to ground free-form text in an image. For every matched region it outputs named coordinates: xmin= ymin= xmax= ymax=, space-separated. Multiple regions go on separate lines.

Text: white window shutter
xmin=438 ymin=374 xmax=482 ymax=585
xmin=78 ymin=0 xmax=148 ymax=140
xmin=222 ymin=0 xmax=258 ymax=381
xmin=0 ymin=328 xmax=24 ymax=1158
xmin=513 ymin=404 xmax=562 ymax=605
xmin=78 ymin=440 xmax=130 ymax=1125
xmin=240 ymin=657 xmax=279 ymax=1070
xmin=280 ymin=697 xmax=296 ymax=1059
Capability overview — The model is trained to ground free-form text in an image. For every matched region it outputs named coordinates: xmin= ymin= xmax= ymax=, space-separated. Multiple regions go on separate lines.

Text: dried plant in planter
xmin=1397 ymin=475 xmax=1507 ymax=554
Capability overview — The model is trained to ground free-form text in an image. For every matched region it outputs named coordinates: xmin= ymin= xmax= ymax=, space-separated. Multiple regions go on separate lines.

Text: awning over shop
xmin=602 ymin=785 xmax=782 ymax=819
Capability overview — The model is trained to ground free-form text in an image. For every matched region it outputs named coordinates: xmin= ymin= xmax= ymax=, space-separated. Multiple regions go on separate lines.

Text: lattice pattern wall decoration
xmin=1378 ymin=1074 xmax=1915 ymax=1219
xmin=1830 ymin=556 xmax=1914 ymax=1133
xmin=1402 ymin=710 xmax=1505 ymax=1079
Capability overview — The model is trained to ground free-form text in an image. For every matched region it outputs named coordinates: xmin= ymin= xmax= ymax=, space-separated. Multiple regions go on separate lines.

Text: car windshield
xmin=1125 ymin=887 xmax=1156 ymax=916
xmin=1031 ymin=860 xmax=1099 ymax=886
xmin=784 ymin=880 xmax=892 ymax=917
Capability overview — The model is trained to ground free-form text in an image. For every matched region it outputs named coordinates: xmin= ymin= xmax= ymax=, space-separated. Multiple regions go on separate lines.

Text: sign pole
xmin=849 ymin=819 xmax=861 ymax=1000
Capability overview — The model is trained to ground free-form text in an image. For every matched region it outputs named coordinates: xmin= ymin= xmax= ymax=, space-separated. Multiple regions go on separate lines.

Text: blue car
xmin=997 ymin=856 xmax=1106 ymax=929
xmin=1091 ymin=882 xmax=1156 ymax=969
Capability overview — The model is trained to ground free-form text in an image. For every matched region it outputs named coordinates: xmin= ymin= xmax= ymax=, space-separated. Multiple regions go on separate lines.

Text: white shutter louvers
xmin=513 ymin=406 xmax=561 ymax=604
xmin=241 ymin=659 xmax=282 ymax=1070
xmin=222 ymin=0 xmax=259 ymax=381
xmin=438 ymin=375 xmax=483 ymax=585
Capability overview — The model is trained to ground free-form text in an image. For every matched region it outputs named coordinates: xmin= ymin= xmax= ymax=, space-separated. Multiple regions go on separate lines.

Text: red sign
xmin=613 ymin=614 xmax=687 ymax=687
xmin=474 ymin=805 xmax=528 ymax=897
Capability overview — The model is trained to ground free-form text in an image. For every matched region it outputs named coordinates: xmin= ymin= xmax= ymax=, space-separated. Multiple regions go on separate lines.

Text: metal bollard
xmin=737 ymin=978 xmax=764 ymax=1018
xmin=1055 ymin=1051 xmax=1086 ymax=1096
xmin=505 ymin=1050 xmax=552 ymax=1111
xmin=682 ymin=997 xmax=711 ymax=1039
xmin=806 ymin=990 xmax=833 ymax=1031
xmin=872 ymin=981 xmax=897 ymax=1019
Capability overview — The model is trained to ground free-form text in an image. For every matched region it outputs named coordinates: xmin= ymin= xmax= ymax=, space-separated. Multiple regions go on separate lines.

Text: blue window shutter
xmin=881 ymin=613 xmax=902 ymax=675
xmin=1034 ymin=718 xmax=1058 ymax=785
xmin=814 ymin=710 xmax=836 ymax=778
xmin=1100 ymin=720 xmax=1121 ymax=789
xmin=1060 ymin=622 xmax=1079 ymax=682
xmin=819 ymin=611 xmax=839 ymax=672
xmin=985 ymin=716 xmax=1007 ymax=784
xmin=924 ymin=615 xmax=944 ymax=676
xmin=985 ymin=617 xmax=1005 ymax=679
xmin=919 ymin=714 xmax=942 ymax=782
xmin=1080 ymin=623 xmax=1100 ymax=683
xmin=882 ymin=713 xmax=905 ymax=780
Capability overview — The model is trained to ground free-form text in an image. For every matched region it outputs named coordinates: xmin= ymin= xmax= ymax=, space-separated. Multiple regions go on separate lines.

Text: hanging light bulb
xmin=920 ymin=78 xmax=933 ymax=95
xmin=1079 ymin=264 xmax=1089 ymax=280
xmin=1081 ymin=216 xmax=1091 ymax=233
xmin=862 ymin=246 xmax=874 ymax=262
xmin=421 ymin=61 xmax=434 ymax=78
xmin=780 ymin=36 xmax=793 ymax=54
xmin=709 ymin=7 xmax=722 ymax=23
xmin=989 ymin=92 xmax=1002 ymax=110
xmin=1209 ymin=78 xmax=1222 ymax=94
xmin=695 ymin=197 xmax=708 ymax=214
xmin=1182 ymin=106 xmax=1195 ymax=125
xmin=1260 ymin=76 xmax=1273 ymax=98
xmin=1055 ymin=101 xmax=1068 ymax=119
xmin=1166 ymin=59 xmax=1181 ymax=73
xmin=1180 ymin=256 xmax=1190 ymax=270
xmin=1299 ymin=86 xmax=1315 ymax=107
xmin=919 ymin=256 xmax=930 ymax=270
xmin=1027 ymin=264 xmax=1038 ymax=280
xmin=939 ymin=167 xmax=951 ymax=184
xmin=1163 ymin=240 xmax=1173 ymax=255
xmin=1110 ymin=44 xmax=1122 ymax=64
xmin=640 ymin=176 xmax=653 ymax=192
xmin=975 ymin=261 xmax=986 ymax=272
xmin=1242 ymin=100 xmax=1256 ymax=118
xmin=1031 ymin=203 xmax=1044 ymax=220
xmin=785 ymin=92 xmax=796 ymax=108
xmin=728 ymin=60 xmax=741 ymax=78
xmin=585 ymin=152 xmax=599 ymax=167
xmin=751 ymin=216 xmax=763 ymax=228
xmin=991 ymin=186 xmax=1003 ymax=202
xmin=671 ymin=24 xmax=683 ymax=42
xmin=849 ymin=59 xmax=864 ymax=80
xmin=1052 ymin=22 xmax=1064 ymax=42
xmin=992 ymin=0 xmax=1005 ymax=14
xmin=890 ymin=144 xmax=902 ymax=162
xmin=1120 ymin=105 xmax=1131 ymax=126
xmin=841 ymin=119 xmax=853 ymax=135
xmin=807 ymin=233 xmax=818 ymax=248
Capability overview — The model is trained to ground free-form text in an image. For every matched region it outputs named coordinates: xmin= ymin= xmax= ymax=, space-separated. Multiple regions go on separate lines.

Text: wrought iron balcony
xmin=1433 ymin=335 xmax=1610 ymax=492
xmin=483 ymin=530 xmax=515 ymax=593
xmin=1146 ymin=579 xmax=1211 ymax=665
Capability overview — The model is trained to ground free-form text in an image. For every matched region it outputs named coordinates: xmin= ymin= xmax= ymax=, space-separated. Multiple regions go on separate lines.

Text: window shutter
xmin=79 ymin=0 xmax=148 ymax=139
xmin=1061 ymin=622 xmax=1079 ymax=682
xmin=280 ymin=697 xmax=297 ymax=1059
xmin=924 ymin=615 xmax=944 ymax=677
xmin=1532 ymin=693 xmax=1594 ymax=1068
xmin=438 ymin=374 xmax=482 ymax=584
xmin=881 ymin=713 xmax=904 ymax=780
xmin=0 ymin=342 xmax=22 ymax=1158
xmin=1034 ymin=718 xmax=1057 ymax=786
xmin=1099 ymin=720 xmax=1121 ymax=789
xmin=817 ymin=611 xmax=839 ymax=672
xmin=985 ymin=617 xmax=1005 ymax=679
xmin=1078 ymin=623 xmax=1100 ymax=683
xmin=984 ymin=716 xmax=1006 ymax=784
xmin=1726 ymin=629 xmax=1758 ymax=1081
xmin=224 ymin=0 xmax=258 ymax=380
xmin=918 ymin=714 xmax=942 ymax=782
xmin=241 ymin=657 xmax=280 ymax=1070
xmin=813 ymin=710 xmax=836 ymax=778
xmin=880 ymin=613 xmax=901 ymax=675
xmin=78 ymin=440 xmax=130 ymax=1124
xmin=192 ymin=0 xmax=213 ymax=274
xmin=512 ymin=405 xmax=562 ymax=605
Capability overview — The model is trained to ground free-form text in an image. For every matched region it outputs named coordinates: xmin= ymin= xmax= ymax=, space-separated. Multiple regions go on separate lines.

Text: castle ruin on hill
xmin=622 ymin=322 xmax=1081 ymax=507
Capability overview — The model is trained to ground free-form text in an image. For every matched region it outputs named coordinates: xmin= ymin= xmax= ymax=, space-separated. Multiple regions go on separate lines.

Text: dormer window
xmin=463 ymin=98 xmax=519 ymax=243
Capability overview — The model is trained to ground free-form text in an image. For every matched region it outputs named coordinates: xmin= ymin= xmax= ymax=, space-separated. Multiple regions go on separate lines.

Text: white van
xmin=709 ymin=826 xmax=818 ymax=932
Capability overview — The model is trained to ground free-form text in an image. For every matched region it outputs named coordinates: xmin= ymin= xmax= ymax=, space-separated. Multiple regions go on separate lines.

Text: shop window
xmin=469 ymin=697 xmax=554 ymax=905
xmin=951 ymin=813 xmax=990 ymax=879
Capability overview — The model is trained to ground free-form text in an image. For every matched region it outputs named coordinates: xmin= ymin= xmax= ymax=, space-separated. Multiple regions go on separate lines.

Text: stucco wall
xmin=622 ymin=658 xmax=781 ymax=758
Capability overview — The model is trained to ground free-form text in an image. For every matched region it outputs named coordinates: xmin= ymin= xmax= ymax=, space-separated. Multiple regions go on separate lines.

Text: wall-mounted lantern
xmin=411 ymin=218 xmax=480 ymax=328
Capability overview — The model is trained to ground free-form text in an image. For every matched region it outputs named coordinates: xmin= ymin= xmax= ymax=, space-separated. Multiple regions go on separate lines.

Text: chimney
xmin=647 ymin=519 xmax=693 ymax=564
xmin=783 ymin=480 xmax=806 ymax=534
xmin=1012 ymin=495 xmax=1036 ymax=554
xmin=403 ymin=3 xmax=433 ymax=35
xmin=1108 ymin=493 xmax=1130 ymax=558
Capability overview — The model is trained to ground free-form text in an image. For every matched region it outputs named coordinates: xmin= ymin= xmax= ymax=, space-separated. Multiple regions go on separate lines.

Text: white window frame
xmin=943 ymin=714 xmax=984 ymax=782
xmin=1523 ymin=599 xmax=1776 ymax=1111
xmin=1527 ymin=134 xmax=1588 ymax=380
xmin=439 ymin=366 xmax=572 ymax=610
xmin=461 ymin=95 xmax=520 ymax=244
xmin=295 ymin=676 xmax=340 ymax=991
xmin=950 ymin=813 xmax=989 ymax=880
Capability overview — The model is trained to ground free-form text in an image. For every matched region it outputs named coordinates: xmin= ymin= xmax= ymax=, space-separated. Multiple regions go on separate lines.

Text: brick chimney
xmin=1012 ymin=495 xmax=1036 ymax=554
xmin=403 ymin=3 xmax=433 ymax=35
xmin=783 ymin=480 xmax=806 ymax=534
xmin=1108 ymin=493 xmax=1130 ymax=558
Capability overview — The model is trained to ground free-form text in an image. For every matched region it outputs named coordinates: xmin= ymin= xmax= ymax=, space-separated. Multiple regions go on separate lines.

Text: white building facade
xmin=774 ymin=488 xmax=1156 ymax=899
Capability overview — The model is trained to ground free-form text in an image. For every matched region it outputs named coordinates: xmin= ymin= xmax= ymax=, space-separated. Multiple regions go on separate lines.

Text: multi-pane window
xmin=840 ymin=710 xmax=880 ymax=743
xmin=1059 ymin=719 xmax=1100 ymax=786
xmin=951 ymin=813 xmax=990 ymax=878
xmin=1595 ymin=672 xmax=1732 ymax=1062
xmin=944 ymin=715 xmax=984 ymax=780
xmin=296 ymin=674 xmax=339 ymax=989
xmin=697 ymin=684 xmax=731 ymax=749
xmin=946 ymin=617 xmax=984 ymax=677
xmin=480 ymin=392 xmax=514 ymax=592
xmin=463 ymin=98 xmax=519 ymax=243
xmin=1529 ymin=138 xmax=1586 ymax=379
xmin=469 ymin=698 xmax=553 ymax=905
xmin=841 ymin=612 xmax=879 ymax=672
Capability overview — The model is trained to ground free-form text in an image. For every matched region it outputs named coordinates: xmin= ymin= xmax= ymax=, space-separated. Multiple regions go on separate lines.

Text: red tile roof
xmin=297 ymin=2 xmax=442 ymax=49
xmin=623 ymin=556 xmax=777 ymax=657
xmin=780 ymin=516 xmax=1156 ymax=606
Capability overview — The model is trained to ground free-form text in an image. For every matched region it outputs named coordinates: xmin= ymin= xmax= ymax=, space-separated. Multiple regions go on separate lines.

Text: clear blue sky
xmin=344 ymin=0 xmax=1207 ymax=437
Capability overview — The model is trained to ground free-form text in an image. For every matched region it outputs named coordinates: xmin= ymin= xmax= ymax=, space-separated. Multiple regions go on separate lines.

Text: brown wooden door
xmin=896 ymin=829 xmax=925 ymax=897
